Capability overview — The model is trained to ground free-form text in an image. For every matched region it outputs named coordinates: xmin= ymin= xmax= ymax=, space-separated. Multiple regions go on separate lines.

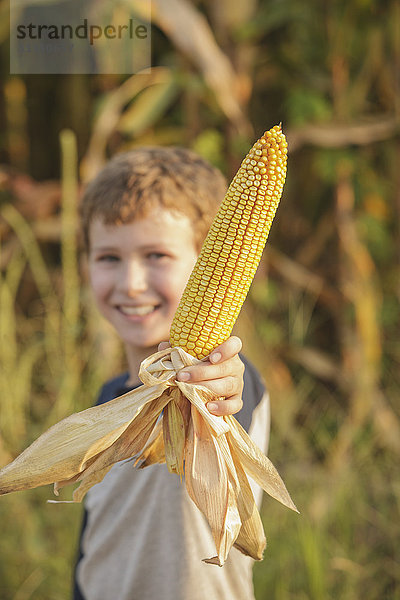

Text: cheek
xmin=159 ymin=261 xmax=196 ymax=305
xmin=89 ymin=268 xmax=112 ymax=304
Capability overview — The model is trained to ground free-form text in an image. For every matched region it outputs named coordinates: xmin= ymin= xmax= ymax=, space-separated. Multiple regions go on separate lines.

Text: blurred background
xmin=0 ymin=0 xmax=399 ymax=598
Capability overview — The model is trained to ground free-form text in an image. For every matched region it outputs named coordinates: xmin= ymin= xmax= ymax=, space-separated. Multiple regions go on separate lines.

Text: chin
xmin=123 ymin=335 xmax=163 ymax=352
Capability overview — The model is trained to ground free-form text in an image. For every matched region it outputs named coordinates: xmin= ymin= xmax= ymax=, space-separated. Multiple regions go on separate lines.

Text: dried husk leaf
xmin=172 ymin=383 xmax=191 ymax=431
xmin=226 ymin=415 xmax=298 ymax=513
xmin=0 ymin=346 xmax=297 ymax=566
xmin=229 ymin=442 xmax=266 ymax=560
xmin=202 ymin=478 xmax=242 ymax=567
xmin=163 ymin=389 xmax=186 ymax=476
xmin=135 ymin=423 xmax=165 ymax=468
xmin=71 ymin=392 xmax=171 ymax=502
xmin=0 ymin=383 xmax=166 ymax=495
xmin=72 ymin=464 xmax=115 ymax=503
xmin=218 ymin=479 xmax=242 ymax=565
xmin=177 ymin=380 xmax=229 ymax=436
xmin=0 ymin=347 xmax=181 ymax=496
xmin=185 ymin=407 xmax=240 ymax=565
xmin=216 ymin=429 xmax=266 ymax=560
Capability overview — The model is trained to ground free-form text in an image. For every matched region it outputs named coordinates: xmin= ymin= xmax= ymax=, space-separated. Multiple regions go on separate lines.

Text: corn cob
xmin=170 ymin=124 xmax=287 ymax=359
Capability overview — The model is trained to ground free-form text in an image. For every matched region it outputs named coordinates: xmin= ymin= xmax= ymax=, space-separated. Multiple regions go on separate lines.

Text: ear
xmin=80 ymin=253 xmax=89 ymax=282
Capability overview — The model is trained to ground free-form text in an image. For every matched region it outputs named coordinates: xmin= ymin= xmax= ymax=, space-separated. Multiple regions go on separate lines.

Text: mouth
xmin=117 ymin=304 xmax=160 ymax=317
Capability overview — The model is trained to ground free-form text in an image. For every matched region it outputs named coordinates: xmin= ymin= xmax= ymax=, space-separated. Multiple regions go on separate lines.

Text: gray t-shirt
xmin=74 ymin=357 xmax=269 ymax=600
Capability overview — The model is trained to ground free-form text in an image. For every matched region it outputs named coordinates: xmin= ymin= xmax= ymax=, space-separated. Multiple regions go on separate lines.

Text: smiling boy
xmin=74 ymin=147 xmax=270 ymax=600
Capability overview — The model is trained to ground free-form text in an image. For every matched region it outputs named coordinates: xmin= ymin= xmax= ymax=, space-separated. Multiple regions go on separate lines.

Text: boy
xmin=74 ymin=147 xmax=270 ymax=600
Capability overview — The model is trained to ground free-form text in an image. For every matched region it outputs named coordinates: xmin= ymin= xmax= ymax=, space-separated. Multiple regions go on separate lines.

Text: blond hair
xmin=80 ymin=147 xmax=227 ymax=252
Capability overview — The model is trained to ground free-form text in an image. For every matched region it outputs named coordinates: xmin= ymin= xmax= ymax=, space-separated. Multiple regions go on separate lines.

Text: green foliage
xmin=286 ymin=88 xmax=332 ymax=126
xmin=191 ymin=128 xmax=225 ymax=172
xmin=254 ymin=440 xmax=400 ymax=600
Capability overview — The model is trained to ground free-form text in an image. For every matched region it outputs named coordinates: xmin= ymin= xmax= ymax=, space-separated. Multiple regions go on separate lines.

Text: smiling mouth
xmin=118 ymin=305 xmax=159 ymax=317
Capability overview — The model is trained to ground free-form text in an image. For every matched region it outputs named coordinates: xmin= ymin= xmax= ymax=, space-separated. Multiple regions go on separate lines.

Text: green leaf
xmin=117 ymin=75 xmax=178 ymax=136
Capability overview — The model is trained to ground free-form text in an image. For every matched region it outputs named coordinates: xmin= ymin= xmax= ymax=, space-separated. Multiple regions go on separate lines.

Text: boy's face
xmin=88 ymin=209 xmax=198 ymax=354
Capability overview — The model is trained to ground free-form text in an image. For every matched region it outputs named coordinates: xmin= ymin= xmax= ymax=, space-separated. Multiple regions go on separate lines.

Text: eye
xmin=96 ymin=253 xmax=120 ymax=263
xmin=147 ymin=251 xmax=170 ymax=261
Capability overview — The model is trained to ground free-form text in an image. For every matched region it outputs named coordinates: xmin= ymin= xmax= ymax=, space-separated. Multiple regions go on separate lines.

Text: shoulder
xmin=241 ymin=354 xmax=265 ymax=398
xmin=236 ymin=354 xmax=266 ymax=432
xmin=95 ymin=372 xmax=130 ymax=406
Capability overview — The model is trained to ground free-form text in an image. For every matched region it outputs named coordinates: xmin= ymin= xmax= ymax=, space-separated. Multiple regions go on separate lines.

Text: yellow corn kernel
xmin=170 ymin=124 xmax=288 ymax=359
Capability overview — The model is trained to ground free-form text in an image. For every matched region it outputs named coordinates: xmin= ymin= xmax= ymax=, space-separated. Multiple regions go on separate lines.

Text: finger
xmin=208 ymin=336 xmax=242 ymax=365
xmin=207 ymin=394 xmax=243 ymax=417
xmin=158 ymin=341 xmax=171 ymax=351
xmin=176 ymin=354 xmax=244 ymax=384
xmin=194 ymin=376 xmax=241 ymax=399
xmin=177 ymin=360 xmax=232 ymax=383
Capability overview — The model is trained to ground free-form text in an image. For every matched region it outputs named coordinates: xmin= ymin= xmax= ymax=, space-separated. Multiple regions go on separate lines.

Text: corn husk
xmin=0 ymin=346 xmax=297 ymax=564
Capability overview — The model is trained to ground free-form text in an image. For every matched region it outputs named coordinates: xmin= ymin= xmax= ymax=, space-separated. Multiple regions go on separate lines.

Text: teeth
xmin=120 ymin=305 xmax=156 ymax=316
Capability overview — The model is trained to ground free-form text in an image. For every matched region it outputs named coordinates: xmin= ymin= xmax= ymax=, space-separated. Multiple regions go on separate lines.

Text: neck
xmin=124 ymin=343 xmax=159 ymax=387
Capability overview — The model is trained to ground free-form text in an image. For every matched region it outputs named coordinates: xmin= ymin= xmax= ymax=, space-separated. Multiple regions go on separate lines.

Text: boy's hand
xmin=158 ymin=336 xmax=244 ymax=417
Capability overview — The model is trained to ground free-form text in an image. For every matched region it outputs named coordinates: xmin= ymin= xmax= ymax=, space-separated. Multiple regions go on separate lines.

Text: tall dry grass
xmin=0 ymin=131 xmax=123 ymax=600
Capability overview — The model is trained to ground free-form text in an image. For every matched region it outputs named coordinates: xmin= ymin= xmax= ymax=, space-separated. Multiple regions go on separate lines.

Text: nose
xmin=119 ymin=259 xmax=148 ymax=296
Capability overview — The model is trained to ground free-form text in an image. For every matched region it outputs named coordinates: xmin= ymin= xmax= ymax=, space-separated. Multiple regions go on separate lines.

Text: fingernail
xmin=210 ymin=352 xmax=221 ymax=364
xmin=207 ymin=402 xmax=218 ymax=412
xmin=178 ymin=371 xmax=190 ymax=381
